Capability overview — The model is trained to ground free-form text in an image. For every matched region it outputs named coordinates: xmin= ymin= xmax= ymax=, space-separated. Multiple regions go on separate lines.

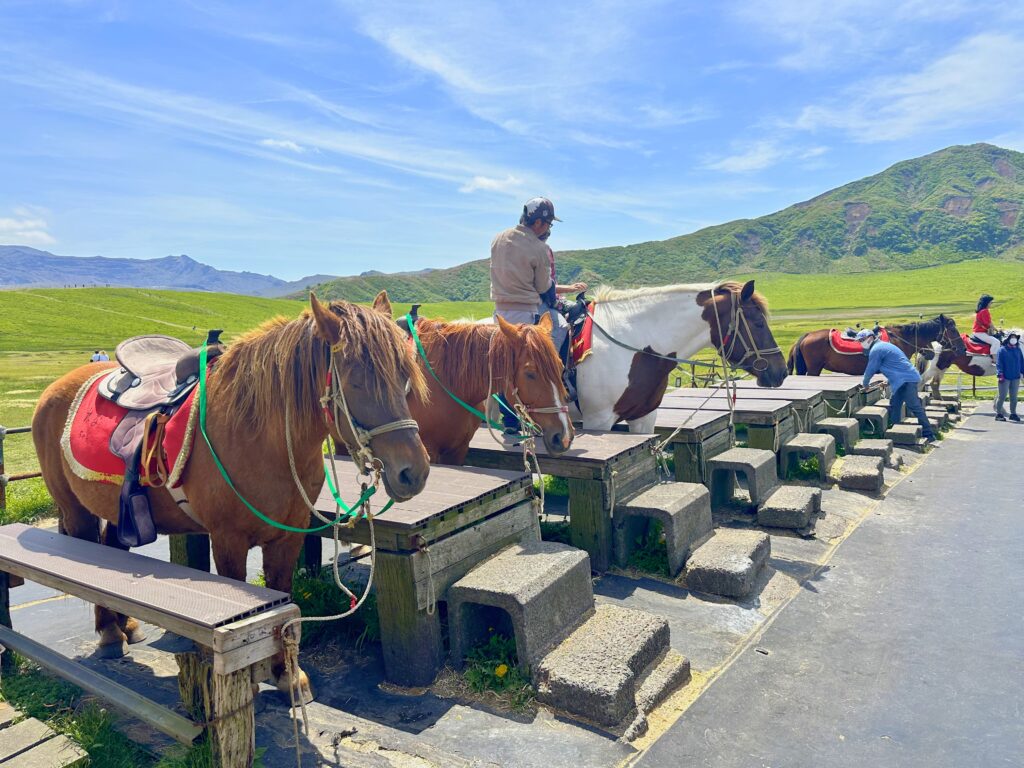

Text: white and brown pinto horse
xmin=575 ymin=280 xmax=788 ymax=431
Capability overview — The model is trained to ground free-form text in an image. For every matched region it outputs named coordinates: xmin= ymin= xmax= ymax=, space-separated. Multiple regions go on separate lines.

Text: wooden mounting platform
xmin=663 ymin=387 xmax=826 ymax=429
xmin=463 ymin=430 xmax=660 ymax=573
xmin=0 ymin=702 xmax=86 ymax=767
xmin=657 ymin=398 xmax=795 ymax=453
xmin=635 ymin=409 xmax=733 ymax=484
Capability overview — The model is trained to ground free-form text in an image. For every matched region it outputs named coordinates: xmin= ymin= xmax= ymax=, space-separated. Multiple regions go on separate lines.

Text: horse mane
xmin=215 ymin=302 xmax=427 ymax=430
xmin=891 ymin=315 xmax=946 ymax=337
xmin=416 ymin=318 xmax=565 ymax=396
xmin=592 ymin=281 xmax=770 ymax=315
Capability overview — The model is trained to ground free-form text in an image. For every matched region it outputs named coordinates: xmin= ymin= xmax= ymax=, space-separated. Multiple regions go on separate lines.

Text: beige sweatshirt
xmin=489 ymin=225 xmax=553 ymax=311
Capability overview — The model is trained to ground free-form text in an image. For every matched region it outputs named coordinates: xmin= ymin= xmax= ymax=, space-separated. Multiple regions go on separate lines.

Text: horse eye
xmin=525 ymin=371 xmax=538 ymax=381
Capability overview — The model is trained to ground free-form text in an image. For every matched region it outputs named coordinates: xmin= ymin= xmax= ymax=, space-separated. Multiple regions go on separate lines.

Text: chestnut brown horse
xmin=32 ymin=294 xmax=430 ymax=699
xmin=388 ymin=294 xmax=573 ymax=465
xmin=787 ymin=315 xmax=966 ymax=376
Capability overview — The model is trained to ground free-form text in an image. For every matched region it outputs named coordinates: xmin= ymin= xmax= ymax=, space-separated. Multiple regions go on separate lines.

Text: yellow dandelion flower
xmin=495 ymin=664 xmax=509 ymax=678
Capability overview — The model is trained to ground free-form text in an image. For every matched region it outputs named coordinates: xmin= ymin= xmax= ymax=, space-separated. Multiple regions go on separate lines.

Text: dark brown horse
xmin=787 ymin=315 xmax=966 ymax=376
xmin=32 ymin=295 xmax=431 ymax=700
xmin=384 ymin=291 xmax=573 ymax=465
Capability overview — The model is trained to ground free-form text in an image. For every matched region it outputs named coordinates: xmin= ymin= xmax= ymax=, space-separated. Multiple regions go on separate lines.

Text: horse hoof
xmin=125 ymin=627 xmax=147 ymax=645
xmin=275 ymin=669 xmax=316 ymax=705
xmin=96 ymin=640 xmax=128 ymax=659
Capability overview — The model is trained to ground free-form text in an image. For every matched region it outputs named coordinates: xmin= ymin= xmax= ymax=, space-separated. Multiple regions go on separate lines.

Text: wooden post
xmin=374 ymin=551 xmax=444 ymax=687
xmin=176 ymin=649 xmax=255 ymax=768
xmin=673 ymin=443 xmax=701 ymax=483
xmin=745 ymin=424 xmax=776 ymax=451
xmin=302 ymin=535 xmax=322 ymax=575
xmin=567 ymin=476 xmax=611 ymax=572
xmin=169 ymin=534 xmax=211 ymax=572
xmin=0 ymin=572 xmax=11 ymax=671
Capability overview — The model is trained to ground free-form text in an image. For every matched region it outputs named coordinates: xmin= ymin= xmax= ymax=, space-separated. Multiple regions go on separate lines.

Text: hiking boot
xmin=1010 ymin=414 xmax=1021 ymax=423
xmin=995 ymin=413 xmax=1007 ymax=422
xmin=924 ymin=434 xmax=938 ymax=443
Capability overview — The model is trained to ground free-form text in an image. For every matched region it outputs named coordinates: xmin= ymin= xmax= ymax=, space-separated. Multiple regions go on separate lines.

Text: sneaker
xmin=1010 ymin=414 xmax=1021 ymax=423
xmin=924 ymin=434 xmax=938 ymax=444
xmin=995 ymin=413 xmax=1007 ymax=422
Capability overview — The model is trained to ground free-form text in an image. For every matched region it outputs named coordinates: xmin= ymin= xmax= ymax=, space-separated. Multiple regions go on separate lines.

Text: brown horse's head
xmin=698 ymin=280 xmax=788 ymax=387
xmin=495 ymin=314 xmax=574 ymax=455
xmin=937 ymin=314 xmax=966 ymax=356
xmin=310 ymin=292 xmax=430 ymax=501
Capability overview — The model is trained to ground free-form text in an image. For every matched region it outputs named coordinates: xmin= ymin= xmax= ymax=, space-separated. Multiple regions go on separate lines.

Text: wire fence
xmin=0 ymin=426 xmax=42 ymax=512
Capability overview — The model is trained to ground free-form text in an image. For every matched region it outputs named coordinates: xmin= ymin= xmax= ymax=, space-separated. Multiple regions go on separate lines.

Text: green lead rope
xmin=198 ymin=342 xmax=387 ymax=534
xmin=406 ymin=313 xmax=508 ymax=431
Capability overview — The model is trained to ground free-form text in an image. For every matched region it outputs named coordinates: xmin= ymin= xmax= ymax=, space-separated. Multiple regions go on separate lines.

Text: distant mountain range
xmin=0 ymin=247 xmax=335 ymax=297
xmin=4 ymin=143 xmax=1023 ymax=302
xmin=308 ymin=143 xmax=1024 ymax=303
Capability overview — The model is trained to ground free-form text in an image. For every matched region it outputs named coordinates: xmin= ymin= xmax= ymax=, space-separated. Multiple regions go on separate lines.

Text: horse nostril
xmin=398 ymin=466 xmax=415 ymax=489
xmin=551 ymin=433 xmax=563 ymax=449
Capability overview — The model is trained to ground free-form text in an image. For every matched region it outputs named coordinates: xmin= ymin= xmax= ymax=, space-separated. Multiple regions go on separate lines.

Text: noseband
xmin=714 ymin=291 xmax=781 ymax=373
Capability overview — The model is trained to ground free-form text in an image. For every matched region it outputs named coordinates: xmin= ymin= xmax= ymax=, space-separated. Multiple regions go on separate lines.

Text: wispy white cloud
xmin=0 ymin=206 xmax=55 ymax=246
xmin=259 ymin=138 xmax=306 ymax=153
xmin=459 ymin=174 xmax=526 ymax=194
xmin=794 ymin=33 xmax=1024 ymax=141
xmin=567 ymin=131 xmax=647 ymax=152
xmin=704 ymin=140 xmax=786 ymax=172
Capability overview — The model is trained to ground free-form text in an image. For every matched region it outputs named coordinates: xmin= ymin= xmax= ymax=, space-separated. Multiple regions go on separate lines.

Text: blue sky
xmin=2 ymin=1 xmax=1023 ymax=281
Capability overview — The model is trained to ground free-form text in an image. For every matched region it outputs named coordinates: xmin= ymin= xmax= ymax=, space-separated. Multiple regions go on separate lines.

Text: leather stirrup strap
xmin=140 ymin=411 xmax=171 ymax=487
xmin=117 ymin=441 xmax=157 ymax=547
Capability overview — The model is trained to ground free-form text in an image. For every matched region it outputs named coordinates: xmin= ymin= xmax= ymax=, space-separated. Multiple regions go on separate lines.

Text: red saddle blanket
xmin=61 ymin=370 xmax=199 ymax=487
xmin=963 ymin=334 xmax=991 ymax=355
xmin=828 ymin=327 xmax=890 ymax=355
xmin=570 ymin=303 xmax=595 ymax=364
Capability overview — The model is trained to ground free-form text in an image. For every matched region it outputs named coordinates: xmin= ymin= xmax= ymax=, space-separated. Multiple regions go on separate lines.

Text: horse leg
xmin=261 ymin=533 xmax=315 ymax=704
xmin=98 ymin=522 xmax=147 ymax=647
xmin=627 ymin=412 xmax=658 ymax=434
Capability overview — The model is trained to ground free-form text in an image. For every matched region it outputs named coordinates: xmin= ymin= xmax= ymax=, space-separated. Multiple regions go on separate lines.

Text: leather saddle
xmin=97 ymin=331 xmax=224 ymax=547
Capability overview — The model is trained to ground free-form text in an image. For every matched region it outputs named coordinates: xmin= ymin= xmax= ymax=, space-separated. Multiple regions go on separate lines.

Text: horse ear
xmin=496 ymin=314 xmax=518 ymax=340
xmin=741 ymin=280 xmax=755 ymax=302
xmin=536 ymin=312 xmax=553 ymax=332
xmin=310 ymin=292 xmax=342 ymax=345
xmin=372 ymin=290 xmax=392 ymax=317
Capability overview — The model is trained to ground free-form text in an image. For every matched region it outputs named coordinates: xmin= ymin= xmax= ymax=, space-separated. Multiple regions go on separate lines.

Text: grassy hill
xmin=310 ymin=143 xmax=1024 ymax=303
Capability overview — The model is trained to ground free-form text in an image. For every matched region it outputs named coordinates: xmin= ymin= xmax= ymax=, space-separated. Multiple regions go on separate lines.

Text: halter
xmin=713 ymin=288 xmax=781 ymax=373
xmin=320 ymin=340 xmax=420 ymax=473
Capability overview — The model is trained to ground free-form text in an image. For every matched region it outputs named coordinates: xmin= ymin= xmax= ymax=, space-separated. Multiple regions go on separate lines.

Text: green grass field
xmin=2 ymin=260 xmax=1020 ymax=519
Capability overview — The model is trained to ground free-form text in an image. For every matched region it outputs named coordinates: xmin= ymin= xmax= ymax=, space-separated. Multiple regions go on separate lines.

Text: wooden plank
xmin=645 ymin=409 xmax=731 ymax=440
xmin=658 ymin=398 xmax=791 ymax=423
xmin=3 ymin=732 xmax=87 ymax=767
xmin=211 ymin=603 xmax=301 ymax=675
xmin=0 ymin=625 xmax=203 ymax=745
xmin=568 ymin=477 xmax=612 ymax=572
xmin=0 ymin=718 xmax=53 ymax=761
xmin=672 ymin=425 xmax=733 ymax=483
xmin=0 ymin=701 xmax=17 ymax=730
xmin=375 ymin=552 xmax=444 ymax=687
xmin=409 ymin=502 xmax=539 ymax=610
xmin=467 ymin=429 xmax=657 ymax=464
xmin=0 ymin=571 xmax=11 ymax=671
xmin=665 ymin=388 xmax=821 ymax=406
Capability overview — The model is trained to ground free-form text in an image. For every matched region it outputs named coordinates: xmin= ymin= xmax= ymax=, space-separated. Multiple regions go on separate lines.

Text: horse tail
xmin=789 ymin=334 xmax=809 ymax=375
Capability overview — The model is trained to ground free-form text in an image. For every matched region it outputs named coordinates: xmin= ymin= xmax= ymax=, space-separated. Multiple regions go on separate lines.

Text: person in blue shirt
xmin=994 ymin=329 xmax=1023 ymax=422
xmin=857 ymin=329 xmax=936 ymax=442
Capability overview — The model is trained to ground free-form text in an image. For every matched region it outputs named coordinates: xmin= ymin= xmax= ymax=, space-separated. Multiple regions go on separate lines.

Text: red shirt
xmin=974 ymin=308 xmax=992 ymax=333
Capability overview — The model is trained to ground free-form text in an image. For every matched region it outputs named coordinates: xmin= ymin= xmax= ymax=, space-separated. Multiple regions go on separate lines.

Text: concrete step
xmin=685 ymin=528 xmax=771 ymax=599
xmin=930 ymin=398 xmax=961 ymax=413
xmin=780 ymin=432 xmax=836 ymax=483
xmin=850 ymin=438 xmax=902 ymax=468
xmin=837 ymin=455 xmax=885 ymax=493
xmin=448 ymin=541 xmax=594 ymax=675
xmin=901 ymin=416 xmax=942 ymax=433
xmin=885 ymin=423 xmax=924 ymax=446
xmin=536 ymin=604 xmax=676 ymax=726
xmin=925 ymin=407 xmax=950 ymax=427
xmin=622 ymin=649 xmax=693 ymax=740
xmin=757 ymin=485 xmax=821 ymax=530
xmin=707 ymin=447 xmax=780 ymax=509
xmin=851 ymin=405 xmax=889 ymax=438
xmin=614 ymin=482 xmax=712 ymax=577
xmin=814 ymin=417 xmax=860 ymax=451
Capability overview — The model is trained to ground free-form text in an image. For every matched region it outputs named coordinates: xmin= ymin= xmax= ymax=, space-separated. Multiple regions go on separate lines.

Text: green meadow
xmin=2 ymin=260 xmax=1020 ymax=521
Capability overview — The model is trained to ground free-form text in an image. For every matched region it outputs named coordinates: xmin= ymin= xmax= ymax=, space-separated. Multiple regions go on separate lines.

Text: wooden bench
xmin=664 ymin=387 xmax=827 ymax=432
xmin=0 ymin=524 xmax=299 ymax=768
xmin=659 ymin=396 xmax=795 ymax=453
xmin=632 ymin=409 xmax=732 ymax=484
xmin=462 ymin=430 xmax=659 ymax=573
xmin=311 ymin=460 xmax=535 ymax=687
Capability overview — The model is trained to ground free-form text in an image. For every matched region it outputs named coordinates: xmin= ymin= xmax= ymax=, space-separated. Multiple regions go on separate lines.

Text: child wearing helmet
xmin=972 ymin=294 xmax=1000 ymax=358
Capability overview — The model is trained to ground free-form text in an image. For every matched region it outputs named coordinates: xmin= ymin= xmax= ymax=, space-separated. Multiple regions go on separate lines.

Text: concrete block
xmin=707 ymin=447 xmax=780 ymax=509
xmin=623 ymin=649 xmax=692 ymax=740
xmin=685 ymin=529 xmax=770 ymax=599
xmin=925 ymin=407 xmax=950 ymax=427
xmin=838 ymin=455 xmax=884 ymax=493
xmin=536 ymin=604 xmax=669 ymax=725
xmin=780 ymin=433 xmax=836 ymax=482
xmin=885 ymin=423 xmax=923 ymax=445
xmin=757 ymin=485 xmax=821 ymax=530
xmin=814 ymin=417 xmax=860 ymax=451
xmin=448 ymin=541 xmax=594 ymax=675
xmin=852 ymin=405 xmax=888 ymax=438
xmin=901 ymin=417 xmax=941 ymax=433
xmin=930 ymin=398 xmax=961 ymax=414
xmin=614 ymin=482 xmax=713 ymax=577
xmin=850 ymin=438 xmax=894 ymax=461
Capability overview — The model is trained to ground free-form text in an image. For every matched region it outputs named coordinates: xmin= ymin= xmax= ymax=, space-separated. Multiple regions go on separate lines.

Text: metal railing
xmin=0 ymin=426 xmax=43 ymax=512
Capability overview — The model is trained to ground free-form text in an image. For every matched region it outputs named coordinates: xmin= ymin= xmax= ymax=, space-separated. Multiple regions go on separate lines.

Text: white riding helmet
xmin=855 ymin=329 xmax=876 ymax=342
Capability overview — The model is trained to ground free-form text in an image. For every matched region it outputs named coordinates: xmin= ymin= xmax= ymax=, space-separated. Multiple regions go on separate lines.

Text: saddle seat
xmin=964 ymin=334 xmax=992 ymax=356
xmin=829 ymin=327 xmax=889 ymax=355
xmin=99 ymin=333 xmax=224 ymax=411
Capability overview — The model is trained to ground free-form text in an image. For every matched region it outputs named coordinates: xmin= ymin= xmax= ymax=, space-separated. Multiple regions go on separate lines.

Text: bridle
xmin=485 ymin=328 xmax=569 ymax=436
xmin=886 ymin=318 xmax=965 ymax=357
xmin=712 ymin=289 xmax=781 ymax=374
xmin=319 ymin=340 xmax=420 ymax=473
